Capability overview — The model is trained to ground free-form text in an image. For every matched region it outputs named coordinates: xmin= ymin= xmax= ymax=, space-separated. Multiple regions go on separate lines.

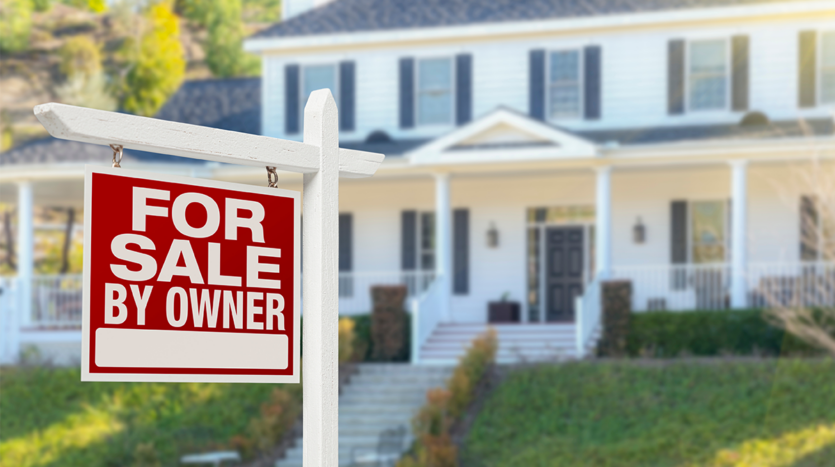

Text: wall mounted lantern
xmin=633 ymin=217 xmax=646 ymax=244
xmin=487 ymin=222 xmax=499 ymax=248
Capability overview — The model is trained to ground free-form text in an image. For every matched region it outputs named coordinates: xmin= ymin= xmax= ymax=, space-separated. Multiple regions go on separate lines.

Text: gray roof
xmin=253 ymin=0 xmax=800 ymax=39
xmin=1 ymin=78 xmax=261 ymax=167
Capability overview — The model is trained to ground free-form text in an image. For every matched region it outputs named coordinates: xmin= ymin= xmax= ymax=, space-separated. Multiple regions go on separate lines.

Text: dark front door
xmin=545 ymin=227 xmax=584 ymax=322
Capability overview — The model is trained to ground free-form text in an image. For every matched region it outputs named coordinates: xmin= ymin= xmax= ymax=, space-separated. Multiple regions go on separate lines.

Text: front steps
xmin=418 ymin=323 xmax=581 ymax=364
xmin=276 ymin=363 xmax=454 ymax=467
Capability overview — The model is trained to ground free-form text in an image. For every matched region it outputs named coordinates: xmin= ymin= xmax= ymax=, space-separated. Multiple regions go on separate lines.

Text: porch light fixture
xmin=633 ymin=217 xmax=646 ymax=244
xmin=487 ymin=222 xmax=499 ymax=248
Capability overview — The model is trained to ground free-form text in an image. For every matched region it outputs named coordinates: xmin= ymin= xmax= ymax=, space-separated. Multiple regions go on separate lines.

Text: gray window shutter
xmin=399 ymin=58 xmax=415 ymax=128
xmin=453 ymin=209 xmax=469 ymax=295
xmin=339 ymin=61 xmax=355 ymax=131
xmin=401 ymin=211 xmax=417 ymax=270
xmin=529 ymin=49 xmax=546 ymax=120
xmin=285 ymin=64 xmax=300 ymax=134
xmin=584 ymin=46 xmax=602 ymax=120
xmin=671 ymin=200 xmax=687 ymax=290
xmin=339 ymin=213 xmax=352 ymax=271
xmin=731 ymin=35 xmax=749 ymax=112
xmin=455 ymin=54 xmax=472 ymax=125
xmin=668 ymin=40 xmax=685 ymax=115
xmin=800 ymin=195 xmax=818 ymax=260
xmin=798 ymin=31 xmax=817 ymax=108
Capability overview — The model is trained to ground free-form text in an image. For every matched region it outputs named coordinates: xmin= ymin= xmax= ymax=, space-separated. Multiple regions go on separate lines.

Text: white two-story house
xmin=2 ymin=0 xmax=835 ymax=364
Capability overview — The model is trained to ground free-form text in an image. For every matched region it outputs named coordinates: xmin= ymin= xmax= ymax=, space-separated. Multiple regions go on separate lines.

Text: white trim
xmin=820 ymin=29 xmax=835 ymax=105
xmin=244 ymin=1 xmax=834 ymax=53
xmin=80 ymin=166 xmax=302 ymax=384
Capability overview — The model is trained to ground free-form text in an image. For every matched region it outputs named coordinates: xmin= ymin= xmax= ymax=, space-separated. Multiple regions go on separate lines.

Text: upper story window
xmin=302 ymin=64 xmax=338 ymax=108
xmin=822 ymin=31 xmax=835 ymax=104
xmin=417 ymin=58 xmax=453 ymax=126
xmin=548 ymin=50 xmax=582 ymax=119
xmin=688 ymin=39 xmax=728 ymax=111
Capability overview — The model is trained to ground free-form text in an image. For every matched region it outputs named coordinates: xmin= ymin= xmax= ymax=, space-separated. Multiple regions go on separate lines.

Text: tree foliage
xmin=121 ymin=2 xmax=185 ymax=116
xmin=0 ymin=0 xmax=33 ymax=53
xmin=179 ymin=0 xmax=260 ymax=78
xmin=58 ymin=35 xmax=102 ymax=78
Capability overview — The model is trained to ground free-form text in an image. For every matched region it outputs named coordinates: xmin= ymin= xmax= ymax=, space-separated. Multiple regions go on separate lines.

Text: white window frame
xmin=686 ymin=38 xmax=731 ymax=113
xmin=820 ymin=30 xmax=835 ymax=105
xmin=546 ymin=49 xmax=584 ymax=120
xmin=300 ymin=63 xmax=339 ymax=124
xmin=415 ymin=57 xmax=455 ymax=127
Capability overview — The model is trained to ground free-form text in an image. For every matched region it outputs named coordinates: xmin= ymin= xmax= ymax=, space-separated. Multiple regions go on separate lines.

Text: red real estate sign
xmin=81 ymin=167 xmax=300 ymax=383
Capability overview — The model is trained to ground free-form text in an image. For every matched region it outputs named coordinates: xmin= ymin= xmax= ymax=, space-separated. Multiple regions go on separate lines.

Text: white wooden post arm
xmin=33 ymin=102 xmax=384 ymax=177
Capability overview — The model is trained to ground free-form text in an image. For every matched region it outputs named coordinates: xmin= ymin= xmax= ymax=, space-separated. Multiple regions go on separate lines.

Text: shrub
xmin=338 ymin=317 xmax=355 ymax=364
xmin=0 ymin=0 xmax=33 ymax=53
xmin=399 ymin=328 xmax=498 ymax=467
xmin=598 ymin=280 xmax=632 ymax=357
xmin=239 ymin=388 xmax=301 ymax=459
xmin=626 ymin=309 xmax=819 ymax=357
xmin=371 ymin=286 xmax=409 ymax=361
xmin=58 ymin=36 xmax=102 ymax=78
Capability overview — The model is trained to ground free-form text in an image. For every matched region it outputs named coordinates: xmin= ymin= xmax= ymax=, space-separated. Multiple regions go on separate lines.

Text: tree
xmin=58 ymin=36 xmax=102 ymax=78
xmin=0 ymin=0 xmax=33 ymax=53
xmin=55 ymin=72 xmax=117 ymax=110
xmin=121 ymin=2 xmax=185 ymax=116
xmin=179 ymin=0 xmax=260 ymax=78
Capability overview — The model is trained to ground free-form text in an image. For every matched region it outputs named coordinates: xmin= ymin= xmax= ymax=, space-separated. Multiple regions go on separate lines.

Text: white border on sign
xmin=81 ymin=166 xmax=301 ymax=383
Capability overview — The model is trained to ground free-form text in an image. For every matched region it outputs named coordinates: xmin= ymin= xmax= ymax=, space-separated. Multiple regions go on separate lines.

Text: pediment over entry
xmin=407 ymin=107 xmax=598 ymax=166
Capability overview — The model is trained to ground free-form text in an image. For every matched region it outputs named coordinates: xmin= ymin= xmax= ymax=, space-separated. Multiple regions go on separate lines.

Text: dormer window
xmin=823 ymin=31 xmax=835 ymax=104
xmin=688 ymin=39 xmax=728 ymax=111
xmin=417 ymin=58 xmax=453 ymax=126
xmin=548 ymin=50 xmax=582 ymax=119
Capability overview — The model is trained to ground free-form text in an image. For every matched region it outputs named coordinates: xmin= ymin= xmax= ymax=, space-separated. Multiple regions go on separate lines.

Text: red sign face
xmin=81 ymin=167 xmax=300 ymax=383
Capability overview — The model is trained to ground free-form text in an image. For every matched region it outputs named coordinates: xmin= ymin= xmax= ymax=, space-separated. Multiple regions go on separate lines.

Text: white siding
xmin=261 ymin=16 xmax=835 ymax=142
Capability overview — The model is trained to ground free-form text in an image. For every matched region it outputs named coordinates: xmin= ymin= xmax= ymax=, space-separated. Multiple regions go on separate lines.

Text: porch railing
xmin=610 ymin=263 xmax=732 ymax=311
xmin=30 ymin=274 xmax=83 ymax=328
xmin=746 ymin=262 xmax=835 ymax=308
xmin=410 ymin=274 xmax=445 ymax=365
xmin=575 ymin=278 xmax=601 ymax=358
xmin=338 ymin=270 xmax=436 ymax=315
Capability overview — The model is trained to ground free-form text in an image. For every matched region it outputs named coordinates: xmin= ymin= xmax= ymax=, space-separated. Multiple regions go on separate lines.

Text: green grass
xmin=464 ymin=359 xmax=835 ymax=467
xmin=0 ymin=366 xmax=302 ymax=467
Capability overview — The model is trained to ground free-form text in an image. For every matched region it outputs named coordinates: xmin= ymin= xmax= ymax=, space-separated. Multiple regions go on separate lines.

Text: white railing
xmin=0 ymin=277 xmax=20 ymax=364
xmin=575 ymin=279 xmax=601 ymax=358
xmin=747 ymin=262 xmax=835 ymax=308
xmin=30 ymin=274 xmax=84 ymax=328
xmin=410 ymin=274 xmax=445 ymax=364
xmin=610 ymin=263 xmax=731 ymax=312
xmin=339 ymin=270 xmax=436 ymax=315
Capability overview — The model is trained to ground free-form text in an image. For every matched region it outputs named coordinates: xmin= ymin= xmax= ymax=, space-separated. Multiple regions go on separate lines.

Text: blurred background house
xmin=2 ymin=0 xmax=834 ymax=367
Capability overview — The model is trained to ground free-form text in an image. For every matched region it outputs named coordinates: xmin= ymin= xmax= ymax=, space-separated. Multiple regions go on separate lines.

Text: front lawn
xmin=0 ymin=366 xmax=302 ymax=467
xmin=464 ymin=359 xmax=835 ymax=467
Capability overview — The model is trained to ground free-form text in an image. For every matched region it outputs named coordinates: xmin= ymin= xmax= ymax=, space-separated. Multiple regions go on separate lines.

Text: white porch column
xmin=730 ymin=160 xmax=748 ymax=309
xmin=17 ymin=182 xmax=34 ymax=328
xmin=435 ymin=173 xmax=452 ymax=321
xmin=595 ymin=167 xmax=612 ymax=280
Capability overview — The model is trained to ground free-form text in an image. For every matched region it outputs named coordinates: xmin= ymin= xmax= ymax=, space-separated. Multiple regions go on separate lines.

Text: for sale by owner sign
xmin=81 ymin=167 xmax=300 ymax=383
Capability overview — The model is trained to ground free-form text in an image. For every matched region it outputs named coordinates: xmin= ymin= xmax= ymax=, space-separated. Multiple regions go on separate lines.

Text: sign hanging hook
xmin=110 ymin=144 xmax=123 ymax=168
xmin=266 ymin=166 xmax=278 ymax=188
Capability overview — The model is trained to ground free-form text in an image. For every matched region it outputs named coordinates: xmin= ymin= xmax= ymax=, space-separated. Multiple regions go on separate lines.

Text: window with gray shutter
xmin=800 ymin=196 xmax=819 ymax=260
xmin=339 ymin=213 xmax=353 ymax=297
xmin=799 ymin=31 xmax=817 ymax=108
xmin=529 ymin=49 xmax=546 ymax=120
xmin=401 ymin=211 xmax=417 ymax=271
xmin=453 ymin=209 xmax=469 ymax=295
xmin=399 ymin=58 xmax=415 ymax=128
xmin=455 ymin=54 xmax=472 ymax=125
xmin=584 ymin=46 xmax=602 ymax=120
xmin=285 ymin=64 xmax=300 ymax=134
xmin=668 ymin=40 xmax=685 ymax=115
xmin=731 ymin=35 xmax=749 ymax=112
xmin=339 ymin=61 xmax=355 ymax=131
xmin=671 ymin=200 xmax=688 ymax=290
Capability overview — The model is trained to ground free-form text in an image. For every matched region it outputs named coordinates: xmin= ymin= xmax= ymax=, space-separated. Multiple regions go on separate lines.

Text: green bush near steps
xmin=626 ymin=309 xmax=821 ymax=358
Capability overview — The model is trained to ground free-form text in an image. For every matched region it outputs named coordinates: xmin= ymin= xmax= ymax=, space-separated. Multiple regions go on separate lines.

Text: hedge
xmin=626 ymin=309 xmax=820 ymax=357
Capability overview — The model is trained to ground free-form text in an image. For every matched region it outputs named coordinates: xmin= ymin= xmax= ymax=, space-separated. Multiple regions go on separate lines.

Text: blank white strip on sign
xmin=95 ymin=328 xmax=288 ymax=370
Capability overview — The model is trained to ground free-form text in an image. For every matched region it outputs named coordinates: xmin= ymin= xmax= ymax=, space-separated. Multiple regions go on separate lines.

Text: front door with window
xmin=545 ymin=227 xmax=584 ymax=322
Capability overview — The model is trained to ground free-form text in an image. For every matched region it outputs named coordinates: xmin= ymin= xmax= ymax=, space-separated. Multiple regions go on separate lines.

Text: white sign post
xmin=34 ymin=89 xmax=383 ymax=467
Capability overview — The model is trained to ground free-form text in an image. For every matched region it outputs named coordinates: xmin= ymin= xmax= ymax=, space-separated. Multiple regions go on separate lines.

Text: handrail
xmin=410 ymin=274 xmax=445 ymax=365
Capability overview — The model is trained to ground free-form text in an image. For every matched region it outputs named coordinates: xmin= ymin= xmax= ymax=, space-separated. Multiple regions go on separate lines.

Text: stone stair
xmin=276 ymin=363 xmax=454 ymax=467
xmin=418 ymin=323 xmax=585 ymax=364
